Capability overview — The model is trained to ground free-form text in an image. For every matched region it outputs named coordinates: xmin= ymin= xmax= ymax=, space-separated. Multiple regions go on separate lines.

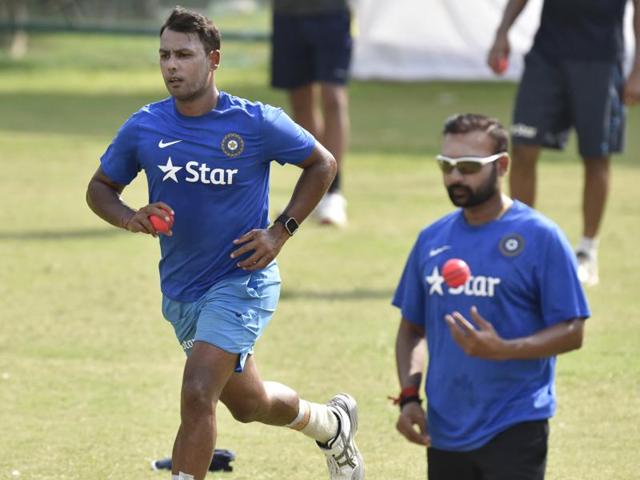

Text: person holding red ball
xmin=392 ymin=113 xmax=589 ymax=480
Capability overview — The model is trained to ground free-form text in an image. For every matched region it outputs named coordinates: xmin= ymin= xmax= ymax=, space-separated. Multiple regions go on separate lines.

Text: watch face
xmin=284 ymin=217 xmax=298 ymax=235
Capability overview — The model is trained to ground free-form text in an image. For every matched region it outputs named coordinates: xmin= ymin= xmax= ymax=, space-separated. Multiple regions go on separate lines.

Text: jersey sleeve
xmin=537 ymin=226 xmax=591 ymax=326
xmin=261 ymin=104 xmax=316 ymax=165
xmin=99 ymin=115 xmax=141 ymax=185
xmin=392 ymin=238 xmax=426 ymax=327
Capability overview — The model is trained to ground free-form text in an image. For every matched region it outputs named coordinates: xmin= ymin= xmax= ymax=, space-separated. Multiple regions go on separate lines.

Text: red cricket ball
xmin=496 ymin=57 xmax=509 ymax=75
xmin=149 ymin=211 xmax=174 ymax=234
xmin=442 ymin=258 xmax=471 ymax=288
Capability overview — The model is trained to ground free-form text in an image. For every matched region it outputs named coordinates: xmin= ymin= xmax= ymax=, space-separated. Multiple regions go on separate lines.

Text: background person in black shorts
xmin=488 ymin=0 xmax=640 ymax=286
xmin=271 ymin=0 xmax=352 ymax=227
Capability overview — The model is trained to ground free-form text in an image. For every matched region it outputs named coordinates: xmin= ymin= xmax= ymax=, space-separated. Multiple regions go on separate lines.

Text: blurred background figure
xmin=488 ymin=0 xmax=640 ymax=286
xmin=271 ymin=0 xmax=353 ymax=227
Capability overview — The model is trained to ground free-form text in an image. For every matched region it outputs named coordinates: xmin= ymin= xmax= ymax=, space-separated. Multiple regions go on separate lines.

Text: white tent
xmin=352 ymin=0 xmax=636 ymax=81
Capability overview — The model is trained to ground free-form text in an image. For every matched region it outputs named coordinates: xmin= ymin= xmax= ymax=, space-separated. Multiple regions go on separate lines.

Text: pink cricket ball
xmin=442 ymin=258 xmax=471 ymax=288
xmin=149 ymin=211 xmax=174 ymax=234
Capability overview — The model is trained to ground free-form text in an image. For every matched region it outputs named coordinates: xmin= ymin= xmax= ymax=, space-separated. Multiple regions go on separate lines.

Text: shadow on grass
xmin=280 ymin=287 xmax=393 ymax=301
xmin=0 ymin=228 xmax=124 ymax=241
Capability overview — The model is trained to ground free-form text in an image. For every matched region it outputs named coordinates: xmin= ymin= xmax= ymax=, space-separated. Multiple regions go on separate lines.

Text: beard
xmin=446 ymin=164 xmax=498 ymax=208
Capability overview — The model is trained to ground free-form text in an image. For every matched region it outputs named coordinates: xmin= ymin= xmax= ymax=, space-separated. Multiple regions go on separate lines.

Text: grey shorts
xmin=512 ymin=50 xmax=625 ymax=158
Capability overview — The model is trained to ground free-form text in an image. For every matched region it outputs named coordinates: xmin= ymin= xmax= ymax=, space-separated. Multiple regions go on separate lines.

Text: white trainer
xmin=319 ymin=393 xmax=365 ymax=480
xmin=313 ymin=192 xmax=347 ymax=227
xmin=576 ymin=250 xmax=599 ymax=286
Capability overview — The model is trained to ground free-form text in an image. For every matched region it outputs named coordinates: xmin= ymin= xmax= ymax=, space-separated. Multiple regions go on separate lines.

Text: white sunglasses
xmin=436 ymin=152 xmax=507 ymax=174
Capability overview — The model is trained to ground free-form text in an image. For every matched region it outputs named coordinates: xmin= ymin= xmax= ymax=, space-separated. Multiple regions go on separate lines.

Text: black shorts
xmin=512 ymin=50 xmax=625 ymax=158
xmin=428 ymin=420 xmax=549 ymax=480
xmin=270 ymin=10 xmax=352 ymax=89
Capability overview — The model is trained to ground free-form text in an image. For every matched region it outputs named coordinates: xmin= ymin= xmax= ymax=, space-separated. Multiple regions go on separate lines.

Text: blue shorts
xmin=271 ymin=10 xmax=352 ymax=89
xmin=161 ymin=262 xmax=281 ymax=372
xmin=512 ymin=50 xmax=625 ymax=157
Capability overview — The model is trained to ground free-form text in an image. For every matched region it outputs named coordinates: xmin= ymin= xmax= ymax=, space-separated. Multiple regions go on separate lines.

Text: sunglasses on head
xmin=436 ymin=152 xmax=506 ymax=175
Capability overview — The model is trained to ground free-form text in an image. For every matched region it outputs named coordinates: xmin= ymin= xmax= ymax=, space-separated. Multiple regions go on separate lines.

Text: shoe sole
xmin=330 ymin=393 xmax=365 ymax=479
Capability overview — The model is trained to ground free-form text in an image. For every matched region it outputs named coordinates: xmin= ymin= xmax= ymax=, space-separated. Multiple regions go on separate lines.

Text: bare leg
xmin=320 ymin=83 xmax=349 ymax=193
xmin=289 ymin=84 xmax=323 ymax=139
xmin=220 ymin=355 xmax=299 ymax=425
xmin=220 ymin=356 xmax=363 ymax=479
xmin=172 ymin=342 xmax=238 ymax=480
xmin=582 ymin=155 xmax=610 ymax=238
xmin=510 ymin=144 xmax=541 ymax=206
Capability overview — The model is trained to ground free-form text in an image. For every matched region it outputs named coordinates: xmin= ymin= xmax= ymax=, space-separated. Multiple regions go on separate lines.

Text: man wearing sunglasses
xmin=392 ymin=114 xmax=589 ymax=480
xmin=488 ymin=0 xmax=640 ymax=286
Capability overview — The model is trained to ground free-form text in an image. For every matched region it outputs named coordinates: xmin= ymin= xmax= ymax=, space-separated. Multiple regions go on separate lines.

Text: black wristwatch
xmin=274 ymin=213 xmax=299 ymax=236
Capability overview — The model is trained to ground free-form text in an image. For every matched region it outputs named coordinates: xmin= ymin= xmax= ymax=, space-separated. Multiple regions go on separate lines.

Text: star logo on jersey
xmin=221 ymin=133 xmax=244 ymax=158
xmin=158 ymin=157 xmax=183 ymax=182
xmin=426 ymin=266 xmax=445 ymax=295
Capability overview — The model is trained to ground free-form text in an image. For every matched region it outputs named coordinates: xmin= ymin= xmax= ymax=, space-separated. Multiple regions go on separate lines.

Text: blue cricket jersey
xmin=392 ymin=201 xmax=590 ymax=451
xmin=100 ymin=91 xmax=316 ymax=302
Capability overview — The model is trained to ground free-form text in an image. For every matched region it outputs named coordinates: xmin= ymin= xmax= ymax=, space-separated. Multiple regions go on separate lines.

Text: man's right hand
xmin=123 ymin=202 xmax=174 ymax=237
xmin=396 ymin=402 xmax=431 ymax=447
xmin=487 ymin=33 xmax=510 ymax=75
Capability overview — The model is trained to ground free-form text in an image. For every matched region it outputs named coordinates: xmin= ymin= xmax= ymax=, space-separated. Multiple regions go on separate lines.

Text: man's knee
xmin=320 ymin=85 xmax=348 ymax=114
xmin=582 ymin=156 xmax=610 ymax=176
xmin=181 ymin=377 xmax=215 ymax=416
xmin=226 ymin=396 xmax=265 ymax=424
xmin=289 ymin=85 xmax=314 ymax=112
xmin=511 ymin=144 xmax=540 ymax=170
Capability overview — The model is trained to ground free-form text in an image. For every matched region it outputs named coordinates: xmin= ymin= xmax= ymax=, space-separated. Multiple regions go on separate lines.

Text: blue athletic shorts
xmin=512 ymin=50 xmax=625 ymax=157
xmin=271 ymin=10 xmax=352 ymax=89
xmin=161 ymin=262 xmax=281 ymax=372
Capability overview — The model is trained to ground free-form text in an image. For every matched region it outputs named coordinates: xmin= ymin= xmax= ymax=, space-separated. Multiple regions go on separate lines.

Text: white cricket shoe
xmin=576 ymin=250 xmax=599 ymax=287
xmin=313 ymin=192 xmax=347 ymax=227
xmin=319 ymin=393 xmax=365 ymax=480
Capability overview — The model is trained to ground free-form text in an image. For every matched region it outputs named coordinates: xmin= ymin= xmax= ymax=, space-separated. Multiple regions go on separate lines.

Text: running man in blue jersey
xmin=392 ymin=114 xmax=589 ymax=480
xmin=86 ymin=7 xmax=364 ymax=480
xmin=488 ymin=0 xmax=640 ymax=286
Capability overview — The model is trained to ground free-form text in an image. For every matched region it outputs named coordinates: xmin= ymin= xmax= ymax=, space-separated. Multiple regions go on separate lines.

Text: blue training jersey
xmin=392 ymin=201 xmax=590 ymax=451
xmin=100 ymin=91 xmax=316 ymax=302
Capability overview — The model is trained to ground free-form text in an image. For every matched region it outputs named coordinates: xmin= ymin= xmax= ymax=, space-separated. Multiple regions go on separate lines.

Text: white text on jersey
xmin=184 ymin=161 xmax=238 ymax=185
xmin=426 ymin=266 xmax=501 ymax=297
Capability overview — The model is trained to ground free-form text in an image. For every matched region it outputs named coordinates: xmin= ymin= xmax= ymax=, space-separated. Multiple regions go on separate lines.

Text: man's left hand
xmin=230 ymin=227 xmax=288 ymax=271
xmin=444 ymin=306 xmax=507 ymax=360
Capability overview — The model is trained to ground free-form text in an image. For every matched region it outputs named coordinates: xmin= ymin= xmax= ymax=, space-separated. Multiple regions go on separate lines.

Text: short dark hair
xmin=160 ymin=6 xmax=221 ymax=53
xmin=442 ymin=113 xmax=509 ymax=154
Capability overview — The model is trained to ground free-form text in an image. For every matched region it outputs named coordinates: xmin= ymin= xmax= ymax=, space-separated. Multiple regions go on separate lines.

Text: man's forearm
xmin=282 ymin=148 xmax=337 ymax=223
xmin=86 ymin=179 xmax=135 ymax=229
xmin=496 ymin=0 xmax=529 ymax=35
xmin=501 ymin=319 xmax=585 ymax=360
xmin=395 ymin=320 xmax=426 ymax=389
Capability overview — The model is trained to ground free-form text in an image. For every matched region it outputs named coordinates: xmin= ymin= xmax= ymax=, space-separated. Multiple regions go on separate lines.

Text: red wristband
xmin=400 ymin=386 xmax=420 ymax=399
xmin=389 ymin=385 xmax=422 ymax=407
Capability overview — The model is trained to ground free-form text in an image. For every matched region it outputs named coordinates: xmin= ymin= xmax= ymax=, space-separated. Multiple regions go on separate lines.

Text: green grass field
xmin=1 ymin=31 xmax=639 ymax=479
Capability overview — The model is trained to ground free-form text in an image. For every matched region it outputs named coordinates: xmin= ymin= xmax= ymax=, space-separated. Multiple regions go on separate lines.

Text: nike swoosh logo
xmin=158 ymin=139 xmax=183 ymax=149
xmin=429 ymin=246 xmax=451 ymax=257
